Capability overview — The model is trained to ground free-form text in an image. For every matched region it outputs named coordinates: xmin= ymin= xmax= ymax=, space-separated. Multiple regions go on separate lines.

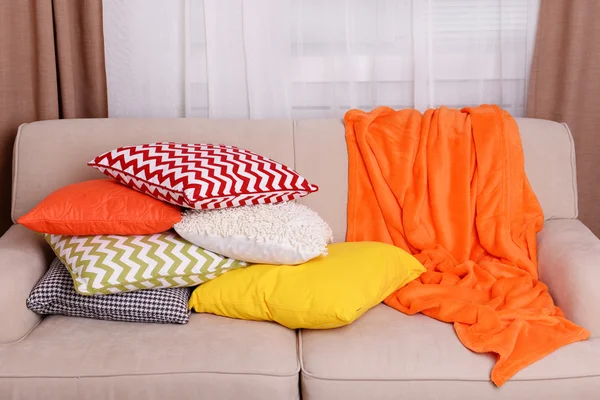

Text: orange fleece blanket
xmin=344 ymin=105 xmax=589 ymax=386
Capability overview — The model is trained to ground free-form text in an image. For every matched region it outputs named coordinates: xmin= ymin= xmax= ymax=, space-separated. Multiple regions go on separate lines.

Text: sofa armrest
xmin=537 ymin=219 xmax=600 ymax=337
xmin=0 ymin=225 xmax=53 ymax=344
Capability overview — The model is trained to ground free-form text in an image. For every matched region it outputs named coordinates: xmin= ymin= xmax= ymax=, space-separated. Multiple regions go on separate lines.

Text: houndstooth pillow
xmin=27 ymin=258 xmax=191 ymax=324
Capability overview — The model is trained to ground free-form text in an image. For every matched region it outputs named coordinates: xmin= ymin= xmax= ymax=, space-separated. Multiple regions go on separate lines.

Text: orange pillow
xmin=18 ymin=180 xmax=182 ymax=235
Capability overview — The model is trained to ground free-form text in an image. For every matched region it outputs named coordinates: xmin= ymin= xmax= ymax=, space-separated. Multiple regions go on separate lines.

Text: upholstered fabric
xmin=300 ymin=304 xmax=600 ymax=400
xmin=0 ymin=314 xmax=299 ymax=400
xmin=516 ymin=118 xmax=578 ymax=220
xmin=13 ymin=117 xmax=577 ymax=241
xmin=5 ymin=116 xmax=594 ymax=400
xmin=294 ymin=119 xmax=349 ymax=243
xmin=537 ymin=219 xmax=600 ymax=336
xmin=0 ymin=225 xmax=54 ymax=344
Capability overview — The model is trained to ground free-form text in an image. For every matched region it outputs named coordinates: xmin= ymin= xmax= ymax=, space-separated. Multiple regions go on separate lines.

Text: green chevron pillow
xmin=44 ymin=232 xmax=247 ymax=296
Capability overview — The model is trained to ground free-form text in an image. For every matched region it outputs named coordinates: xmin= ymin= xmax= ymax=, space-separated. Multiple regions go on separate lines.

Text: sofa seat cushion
xmin=300 ymin=304 xmax=600 ymax=400
xmin=0 ymin=314 xmax=299 ymax=400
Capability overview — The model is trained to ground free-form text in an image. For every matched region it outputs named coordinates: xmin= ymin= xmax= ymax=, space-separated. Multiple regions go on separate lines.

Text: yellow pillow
xmin=188 ymin=241 xmax=425 ymax=329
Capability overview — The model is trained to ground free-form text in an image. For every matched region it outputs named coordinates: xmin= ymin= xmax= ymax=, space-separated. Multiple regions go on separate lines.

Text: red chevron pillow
xmin=88 ymin=142 xmax=318 ymax=209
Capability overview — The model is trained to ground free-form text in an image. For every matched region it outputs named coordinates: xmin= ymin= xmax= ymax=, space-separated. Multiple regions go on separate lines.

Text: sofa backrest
xmin=12 ymin=117 xmax=578 ymax=243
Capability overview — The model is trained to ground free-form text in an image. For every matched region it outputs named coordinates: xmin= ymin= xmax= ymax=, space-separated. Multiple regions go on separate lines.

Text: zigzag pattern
xmin=45 ymin=232 xmax=247 ymax=295
xmin=89 ymin=142 xmax=319 ymax=209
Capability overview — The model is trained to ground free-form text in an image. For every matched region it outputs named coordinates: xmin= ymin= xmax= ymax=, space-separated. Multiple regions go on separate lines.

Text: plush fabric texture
xmin=189 ymin=242 xmax=425 ymax=329
xmin=174 ymin=202 xmax=333 ymax=265
xmin=344 ymin=105 xmax=590 ymax=386
xmin=88 ymin=142 xmax=318 ymax=210
xmin=17 ymin=179 xmax=182 ymax=235
xmin=44 ymin=231 xmax=247 ymax=295
xmin=27 ymin=258 xmax=191 ymax=324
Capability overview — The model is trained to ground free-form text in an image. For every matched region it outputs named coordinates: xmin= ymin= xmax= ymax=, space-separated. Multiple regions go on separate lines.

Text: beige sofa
xmin=1 ymin=117 xmax=599 ymax=400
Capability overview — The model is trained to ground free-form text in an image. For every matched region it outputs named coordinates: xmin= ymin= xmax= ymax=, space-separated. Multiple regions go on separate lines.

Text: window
xmin=104 ymin=0 xmax=539 ymax=119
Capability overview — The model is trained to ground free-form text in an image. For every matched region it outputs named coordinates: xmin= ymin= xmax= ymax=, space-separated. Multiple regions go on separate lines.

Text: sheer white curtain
xmin=103 ymin=0 xmax=540 ymax=119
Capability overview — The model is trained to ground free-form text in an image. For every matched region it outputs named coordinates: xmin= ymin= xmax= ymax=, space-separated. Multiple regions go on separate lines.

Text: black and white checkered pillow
xmin=27 ymin=258 xmax=191 ymax=324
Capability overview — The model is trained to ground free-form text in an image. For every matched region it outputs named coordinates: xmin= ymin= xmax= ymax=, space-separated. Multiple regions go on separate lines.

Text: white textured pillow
xmin=174 ymin=202 xmax=333 ymax=265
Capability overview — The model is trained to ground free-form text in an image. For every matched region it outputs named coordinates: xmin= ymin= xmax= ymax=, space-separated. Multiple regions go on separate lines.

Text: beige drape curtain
xmin=528 ymin=0 xmax=600 ymax=236
xmin=0 ymin=0 xmax=107 ymax=234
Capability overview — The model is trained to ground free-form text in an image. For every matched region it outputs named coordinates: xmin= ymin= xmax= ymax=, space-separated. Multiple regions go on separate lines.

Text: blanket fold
xmin=345 ymin=105 xmax=589 ymax=386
